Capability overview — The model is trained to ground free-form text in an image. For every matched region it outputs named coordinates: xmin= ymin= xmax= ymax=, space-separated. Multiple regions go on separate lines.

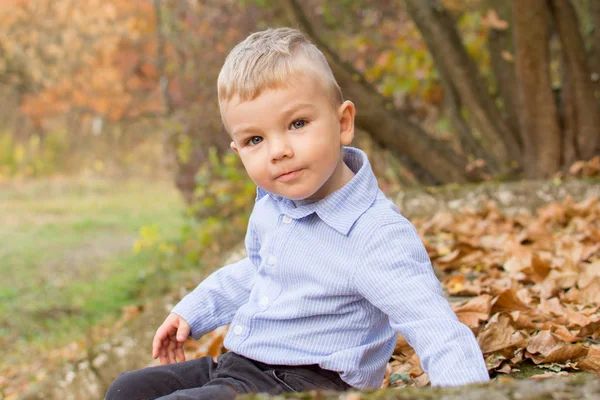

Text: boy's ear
xmin=338 ymin=100 xmax=355 ymax=146
xmin=230 ymin=141 xmax=240 ymax=155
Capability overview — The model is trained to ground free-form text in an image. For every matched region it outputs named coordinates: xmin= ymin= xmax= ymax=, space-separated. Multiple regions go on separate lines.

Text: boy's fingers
xmin=159 ymin=339 xmax=169 ymax=365
xmin=175 ymin=341 xmax=186 ymax=363
xmin=176 ymin=323 xmax=190 ymax=342
xmin=152 ymin=332 xmax=163 ymax=359
xmin=152 ymin=314 xmax=188 ymax=364
xmin=153 ymin=325 xmax=171 ymax=358
xmin=167 ymin=335 xmax=177 ymax=364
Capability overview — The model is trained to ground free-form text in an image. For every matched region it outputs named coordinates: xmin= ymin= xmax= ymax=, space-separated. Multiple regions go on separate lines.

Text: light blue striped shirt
xmin=172 ymin=147 xmax=489 ymax=389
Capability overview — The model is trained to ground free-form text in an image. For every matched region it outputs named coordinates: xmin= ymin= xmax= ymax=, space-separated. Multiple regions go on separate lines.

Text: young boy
xmin=106 ymin=27 xmax=489 ymax=400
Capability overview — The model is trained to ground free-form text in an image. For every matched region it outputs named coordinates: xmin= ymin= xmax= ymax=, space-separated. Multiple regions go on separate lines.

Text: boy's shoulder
xmin=353 ymin=190 xmax=412 ymax=233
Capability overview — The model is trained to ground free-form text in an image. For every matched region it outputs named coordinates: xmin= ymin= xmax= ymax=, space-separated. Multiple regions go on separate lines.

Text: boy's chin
xmin=275 ymin=188 xmax=319 ymax=201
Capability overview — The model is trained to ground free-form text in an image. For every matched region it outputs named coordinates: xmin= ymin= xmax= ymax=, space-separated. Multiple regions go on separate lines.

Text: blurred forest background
xmin=1 ymin=0 xmax=600 ymax=398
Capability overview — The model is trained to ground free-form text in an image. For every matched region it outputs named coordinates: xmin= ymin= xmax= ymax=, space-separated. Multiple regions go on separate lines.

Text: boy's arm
xmin=171 ymin=220 xmax=261 ymax=340
xmin=353 ymin=218 xmax=489 ymax=387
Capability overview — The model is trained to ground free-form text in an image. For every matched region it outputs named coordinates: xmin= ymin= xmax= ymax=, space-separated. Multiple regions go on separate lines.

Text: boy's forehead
xmin=222 ymin=75 xmax=331 ymax=111
xmin=222 ymin=80 xmax=322 ymax=115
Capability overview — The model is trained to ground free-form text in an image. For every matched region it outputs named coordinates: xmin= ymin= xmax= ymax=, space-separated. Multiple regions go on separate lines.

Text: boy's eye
xmin=247 ymin=136 xmax=263 ymax=146
xmin=290 ymin=119 xmax=307 ymax=130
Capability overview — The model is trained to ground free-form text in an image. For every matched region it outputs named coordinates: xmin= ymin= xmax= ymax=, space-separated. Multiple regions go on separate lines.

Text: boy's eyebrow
xmin=231 ymin=103 xmax=317 ymax=138
xmin=279 ymin=102 xmax=317 ymax=118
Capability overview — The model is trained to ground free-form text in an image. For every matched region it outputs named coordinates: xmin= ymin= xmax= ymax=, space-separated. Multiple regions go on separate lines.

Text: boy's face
xmin=222 ymin=75 xmax=355 ymax=200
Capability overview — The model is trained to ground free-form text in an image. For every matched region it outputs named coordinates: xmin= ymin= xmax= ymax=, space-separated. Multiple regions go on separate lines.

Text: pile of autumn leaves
xmin=187 ymin=195 xmax=600 ymax=388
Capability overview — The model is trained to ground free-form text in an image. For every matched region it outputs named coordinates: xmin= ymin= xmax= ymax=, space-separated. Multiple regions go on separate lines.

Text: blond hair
xmin=218 ymin=27 xmax=343 ymax=108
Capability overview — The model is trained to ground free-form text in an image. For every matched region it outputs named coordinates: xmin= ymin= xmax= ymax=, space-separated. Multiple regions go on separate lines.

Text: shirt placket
xmin=231 ymin=211 xmax=294 ymax=345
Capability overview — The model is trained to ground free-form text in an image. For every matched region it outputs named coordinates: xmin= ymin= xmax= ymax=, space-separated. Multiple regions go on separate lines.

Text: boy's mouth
xmin=275 ymin=169 xmax=304 ymax=182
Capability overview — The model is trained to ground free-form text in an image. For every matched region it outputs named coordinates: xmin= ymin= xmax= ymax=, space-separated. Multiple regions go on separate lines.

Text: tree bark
xmin=279 ymin=0 xmax=477 ymax=184
xmin=550 ymin=0 xmax=600 ymax=160
xmin=512 ymin=0 xmax=562 ymax=178
xmin=484 ymin=0 xmax=521 ymax=149
xmin=404 ymin=0 xmax=520 ymax=171
xmin=561 ymin=67 xmax=578 ymax=167
xmin=590 ymin=0 xmax=600 ymax=114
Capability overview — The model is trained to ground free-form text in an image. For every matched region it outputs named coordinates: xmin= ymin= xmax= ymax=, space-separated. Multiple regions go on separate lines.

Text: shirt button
xmin=282 ymin=215 xmax=292 ymax=224
xmin=233 ymin=325 xmax=244 ymax=335
xmin=258 ymin=296 xmax=269 ymax=307
xmin=268 ymin=255 xmax=277 ymax=265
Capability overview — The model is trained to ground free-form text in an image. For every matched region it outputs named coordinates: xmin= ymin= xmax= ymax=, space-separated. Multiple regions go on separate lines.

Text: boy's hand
xmin=152 ymin=313 xmax=191 ymax=365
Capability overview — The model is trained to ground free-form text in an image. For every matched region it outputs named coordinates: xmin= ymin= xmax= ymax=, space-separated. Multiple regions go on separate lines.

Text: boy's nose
xmin=269 ymin=137 xmax=294 ymax=162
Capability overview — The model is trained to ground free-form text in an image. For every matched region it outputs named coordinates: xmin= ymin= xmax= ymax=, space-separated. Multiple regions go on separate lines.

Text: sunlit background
xmin=1 ymin=0 xmax=599 ymax=398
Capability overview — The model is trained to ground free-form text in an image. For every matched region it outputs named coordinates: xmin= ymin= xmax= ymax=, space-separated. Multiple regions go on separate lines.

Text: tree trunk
xmin=404 ymin=0 xmax=520 ymax=171
xmin=590 ymin=0 xmax=600 ymax=114
xmin=512 ymin=0 xmax=562 ymax=177
xmin=550 ymin=0 xmax=600 ymax=160
xmin=561 ymin=67 xmax=579 ymax=167
xmin=484 ymin=0 xmax=521 ymax=149
xmin=279 ymin=0 xmax=477 ymax=184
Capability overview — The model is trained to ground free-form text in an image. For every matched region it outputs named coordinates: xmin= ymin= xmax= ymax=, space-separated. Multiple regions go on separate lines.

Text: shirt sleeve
xmin=171 ymin=218 xmax=261 ymax=339
xmin=352 ymin=218 xmax=489 ymax=387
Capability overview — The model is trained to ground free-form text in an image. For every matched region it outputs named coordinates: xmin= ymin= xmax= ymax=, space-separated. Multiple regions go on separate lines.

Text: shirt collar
xmin=255 ymin=147 xmax=379 ymax=235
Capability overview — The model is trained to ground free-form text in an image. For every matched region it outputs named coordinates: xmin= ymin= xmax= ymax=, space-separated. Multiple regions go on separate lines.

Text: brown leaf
xmin=529 ymin=371 xmax=571 ymax=380
xmin=541 ymin=344 xmax=588 ymax=364
xmin=496 ymin=364 xmax=512 ymax=374
xmin=492 ymin=289 xmax=530 ymax=313
xmin=485 ymin=353 xmax=506 ymax=370
xmin=578 ymin=320 xmax=600 ymax=339
xmin=481 ymin=9 xmax=509 ymax=31
xmin=511 ymin=310 xmax=545 ymax=330
xmin=529 ymin=253 xmax=551 ymax=283
xmin=478 ymin=314 xmax=526 ymax=354
xmin=577 ymin=355 xmax=600 ymax=373
xmin=446 ymin=274 xmax=466 ymax=295
xmin=453 ymin=295 xmax=492 ymax=329
xmin=569 ymin=161 xmax=586 ymax=175
xmin=578 ymin=282 xmax=600 ymax=305
xmin=551 ymin=325 xmax=583 ymax=343
xmin=501 ymin=50 xmax=514 ymax=62
xmin=563 ymin=308 xmax=591 ymax=329
xmin=380 ymin=363 xmax=392 ymax=389
xmin=413 ymin=372 xmax=430 ymax=387
xmin=527 ymin=330 xmax=561 ymax=356
xmin=526 ymin=331 xmax=588 ymax=364
xmin=503 ymin=242 xmax=532 ymax=275
xmin=540 ymin=297 xmax=564 ymax=317
xmin=394 ymin=334 xmax=415 ymax=356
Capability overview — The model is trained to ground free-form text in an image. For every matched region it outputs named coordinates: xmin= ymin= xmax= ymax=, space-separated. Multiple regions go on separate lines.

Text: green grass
xmin=0 ymin=177 xmax=186 ymax=366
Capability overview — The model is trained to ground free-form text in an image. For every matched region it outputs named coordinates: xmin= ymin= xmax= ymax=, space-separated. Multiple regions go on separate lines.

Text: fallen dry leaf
xmin=478 ymin=313 xmax=527 ymax=354
xmin=577 ymin=355 xmax=600 ymax=373
xmin=492 ymin=289 xmax=530 ymax=313
xmin=529 ymin=371 xmax=572 ymax=380
xmin=453 ymin=294 xmax=492 ymax=330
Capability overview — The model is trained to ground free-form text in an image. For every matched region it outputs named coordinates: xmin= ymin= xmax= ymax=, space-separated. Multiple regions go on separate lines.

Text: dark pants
xmin=105 ymin=352 xmax=352 ymax=400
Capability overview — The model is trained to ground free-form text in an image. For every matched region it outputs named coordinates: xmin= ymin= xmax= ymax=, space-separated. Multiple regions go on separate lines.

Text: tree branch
xmin=550 ymin=0 xmax=600 ymax=160
xmin=484 ymin=0 xmax=521 ymax=149
xmin=153 ymin=0 xmax=173 ymax=115
xmin=404 ymin=0 xmax=521 ymax=170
